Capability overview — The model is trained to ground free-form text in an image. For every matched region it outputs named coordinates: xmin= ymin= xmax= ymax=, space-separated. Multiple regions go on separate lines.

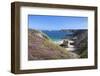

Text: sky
xmin=28 ymin=15 xmax=88 ymax=30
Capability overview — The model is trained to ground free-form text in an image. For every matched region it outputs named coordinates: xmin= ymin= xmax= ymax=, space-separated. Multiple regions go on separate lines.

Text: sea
xmin=42 ymin=30 xmax=73 ymax=42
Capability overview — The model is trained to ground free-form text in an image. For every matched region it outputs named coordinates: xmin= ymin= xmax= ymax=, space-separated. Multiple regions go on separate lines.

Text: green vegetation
xmin=80 ymin=49 xmax=88 ymax=58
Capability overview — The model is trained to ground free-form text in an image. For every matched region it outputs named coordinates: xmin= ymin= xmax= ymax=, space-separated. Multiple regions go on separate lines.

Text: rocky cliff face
xmin=28 ymin=29 xmax=79 ymax=60
xmin=73 ymin=30 xmax=88 ymax=58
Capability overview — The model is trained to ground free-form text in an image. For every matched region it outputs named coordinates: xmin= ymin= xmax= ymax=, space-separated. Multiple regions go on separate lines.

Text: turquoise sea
xmin=42 ymin=30 xmax=73 ymax=42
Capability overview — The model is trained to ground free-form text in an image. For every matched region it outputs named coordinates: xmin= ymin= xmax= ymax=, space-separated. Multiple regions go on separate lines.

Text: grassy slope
xmin=28 ymin=29 xmax=79 ymax=60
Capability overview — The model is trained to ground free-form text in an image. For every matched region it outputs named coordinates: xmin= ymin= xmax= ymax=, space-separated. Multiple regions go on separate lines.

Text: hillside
xmin=28 ymin=29 xmax=79 ymax=60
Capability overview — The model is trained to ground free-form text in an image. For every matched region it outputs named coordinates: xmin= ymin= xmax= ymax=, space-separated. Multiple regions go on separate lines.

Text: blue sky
xmin=28 ymin=15 xmax=88 ymax=30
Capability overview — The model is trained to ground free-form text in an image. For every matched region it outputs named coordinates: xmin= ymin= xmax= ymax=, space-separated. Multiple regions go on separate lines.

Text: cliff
xmin=73 ymin=30 xmax=88 ymax=58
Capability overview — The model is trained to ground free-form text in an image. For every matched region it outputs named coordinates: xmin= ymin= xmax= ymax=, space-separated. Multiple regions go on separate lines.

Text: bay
xmin=42 ymin=30 xmax=73 ymax=42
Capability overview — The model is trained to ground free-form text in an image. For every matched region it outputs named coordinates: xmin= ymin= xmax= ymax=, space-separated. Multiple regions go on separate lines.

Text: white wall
xmin=0 ymin=0 xmax=100 ymax=76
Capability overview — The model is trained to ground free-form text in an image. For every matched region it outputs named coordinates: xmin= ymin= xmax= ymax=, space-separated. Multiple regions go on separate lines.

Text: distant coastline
xmin=42 ymin=30 xmax=73 ymax=42
xmin=42 ymin=29 xmax=87 ymax=43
